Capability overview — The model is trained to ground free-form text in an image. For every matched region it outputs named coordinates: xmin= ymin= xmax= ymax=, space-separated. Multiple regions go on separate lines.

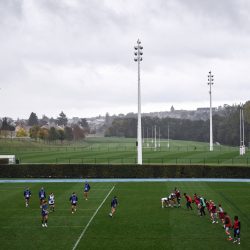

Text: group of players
xmin=161 ymin=188 xmax=241 ymax=245
xmin=24 ymin=182 xmax=118 ymax=228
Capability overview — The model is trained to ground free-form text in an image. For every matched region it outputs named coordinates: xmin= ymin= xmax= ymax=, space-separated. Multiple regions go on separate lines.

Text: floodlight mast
xmin=134 ymin=39 xmax=143 ymax=164
xmin=208 ymin=71 xmax=214 ymax=151
xmin=240 ymin=104 xmax=245 ymax=155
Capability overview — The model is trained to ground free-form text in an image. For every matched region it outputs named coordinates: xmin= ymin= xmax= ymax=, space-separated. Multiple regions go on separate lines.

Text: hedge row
xmin=0 ymin=164 xmax=250 ymax=178
xmin=0 ymin=159 xmax=8 ymax=164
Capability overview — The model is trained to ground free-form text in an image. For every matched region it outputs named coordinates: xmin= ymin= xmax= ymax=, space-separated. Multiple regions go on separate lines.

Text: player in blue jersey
xmin=41 ymin=200 xmax=49 ymax=227
xmin=39 ymin=187 xmax=46 ymax=208
xmin=69 ymin=192 xmax=78 ymax=214
xmin=24 ymin=187 xmax=31 ymax=207
xmin=83 ymin=181 xmax=91 ymax=200
xmin=48 ymin=192 xmax=55 ymax=212
xmin=109 ymin=196 xmax=118 ymax=217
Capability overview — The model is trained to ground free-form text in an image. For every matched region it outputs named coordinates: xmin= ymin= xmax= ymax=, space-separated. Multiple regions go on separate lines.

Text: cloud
xmin=0 ymin=0 xmax=249 ymax=119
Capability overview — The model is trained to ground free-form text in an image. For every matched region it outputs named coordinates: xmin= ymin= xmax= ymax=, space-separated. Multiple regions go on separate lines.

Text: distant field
xmin=0 ymin=137 xmax=249 ymax=165
xmin=0 ymin=181 xmax=249 ymax=250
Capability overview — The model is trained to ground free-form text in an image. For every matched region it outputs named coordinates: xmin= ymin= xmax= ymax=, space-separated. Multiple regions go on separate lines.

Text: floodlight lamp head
xmin=140 ymin=52 xmax=143 ymax=55
xmin=137 ymin=39 xmax=141 ymax=44
xmin=134 ymin=52 xmax=137 ymax=56
xmin=134 ymin=58 xmax=138 ymax=62
xmin=134 ymin=46 xmax=138 ymax=50
xmin=140 ymin=58 xmax=143 ymax=61
xmin=140 ymin=46 xmax=143 ymax=50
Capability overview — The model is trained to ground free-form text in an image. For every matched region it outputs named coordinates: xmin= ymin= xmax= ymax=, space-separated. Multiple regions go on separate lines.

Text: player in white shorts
xmin=48 ymin=192 xmax=55 ymax=212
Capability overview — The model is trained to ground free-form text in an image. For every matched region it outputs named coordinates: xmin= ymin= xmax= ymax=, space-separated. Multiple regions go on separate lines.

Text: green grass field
xmin=0 ymin=181 xmax=249 ymax=249
xmin=0 ymin=137 xmax=249 ymax=165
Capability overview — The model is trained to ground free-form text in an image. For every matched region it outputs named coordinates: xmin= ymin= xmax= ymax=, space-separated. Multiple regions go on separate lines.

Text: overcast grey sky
xmin=0 ymin=0 xmax=250 ymax=119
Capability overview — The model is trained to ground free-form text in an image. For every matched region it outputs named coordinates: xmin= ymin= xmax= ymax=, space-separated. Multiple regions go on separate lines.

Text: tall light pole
xmin=134 ymin=39 xmax=143 ymax=164
xmin=240 ymin=104 xmax=245 ymax=155
xmin=208 ymin=71 xmax=214 ymax=151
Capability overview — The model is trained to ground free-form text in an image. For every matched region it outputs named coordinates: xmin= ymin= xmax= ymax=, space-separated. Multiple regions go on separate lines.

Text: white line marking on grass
xmin=72 ymin=185 xmax=115 ymax=250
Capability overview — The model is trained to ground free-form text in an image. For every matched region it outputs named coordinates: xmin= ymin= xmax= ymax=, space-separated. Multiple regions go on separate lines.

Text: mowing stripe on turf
xmin=72 ymin=185 xmax=115 ymax=250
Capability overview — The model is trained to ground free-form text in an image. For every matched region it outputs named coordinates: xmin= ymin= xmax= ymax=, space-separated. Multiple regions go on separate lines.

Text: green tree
xmin=28 ymin=112 xmax=39 ymax=126
xmin=58 ymin=129 xmax=65 ymax=143
xmin=1 ymin=117 xmax=15 ymax=131
xmin=64 ymin=126 xmax=73 ymax=141
xmin=29 ymin=126 xmax=40 ymax=140
xmin=38 ymin=128 xmax=49 ymax=140
xmin=79 ymin=118 xmax=90 ymax=133
xmin=57 ymin=111 xmax=68 ymax=126
xmin=48 ymin=127 xmax=59 ymax=141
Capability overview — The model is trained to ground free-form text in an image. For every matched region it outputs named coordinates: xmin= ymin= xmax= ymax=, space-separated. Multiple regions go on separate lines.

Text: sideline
xmin=72 ymin=185 xmax=115 ymax=250
xmin=0 ymin=178 xmax=250 ymax=183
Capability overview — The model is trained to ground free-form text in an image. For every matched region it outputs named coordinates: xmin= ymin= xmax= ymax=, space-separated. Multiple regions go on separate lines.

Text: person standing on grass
xmin=211 ymin=202 xmax=218 ymax=224
xmin=39 ymin=187 xmax=46 ymax=208
xmin=83 ymin=181 xmax=91 ymax=200
xmin=218 ymin=204 xmax=225 ymax=224
xmin=41 ymin=200 xmax=49 ymax=228
xmin=224 ymin=212 xmax=233 ymax=241
xmin=109 ymin=196 xmax=118 ymax=217
xmin=24 ymin=187 xmax=31 ymax=208
xmin=233 ymin=216 xmax=241 ymax=245
xmin=199 ymin=196 xmax=206 ymax=216
xmin=48 ymin=192 xmax=55 ymax=212
xmin=69 ymin=192 xmax=78 ymax=214
xmin=184 ymin=193 xmax=193 ymax=210
xmin=193 ymin=193 xmax=201 ymax=215
xmin=174 ymin=187 xmax=181 ymax=208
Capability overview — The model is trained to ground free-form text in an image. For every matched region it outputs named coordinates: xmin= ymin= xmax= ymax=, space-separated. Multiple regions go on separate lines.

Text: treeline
xmin=29 ymin=125 xmax=86 ymax=142
xmin=105 ymin=102 xmax=250 ymax=146
xmin=0 ymin=111 xmax=90 ymax=142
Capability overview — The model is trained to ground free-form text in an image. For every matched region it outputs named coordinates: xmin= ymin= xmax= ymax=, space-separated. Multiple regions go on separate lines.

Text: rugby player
xmin=41 ymin=200 xmax=49 ymax=227
xmin=218 ymin=204 xmax=225 ymax=224
xmin=233 ymin=216 xmax=241 ymax=245
xmin=224 ymin=212 xmax=233 ymax=241
xmin=39 ymin=187 xmax=46 ymax=208
xmin=184 ymin=193 xmax=193 ymax=210
xmin=109 ymin=196 xmax=118 ymax=217
xmin=199 ymin=196 xmax=206 ymax=216
xmin=161 ymin=196 xmax=170 ymax=208
xmin=69 ymin=192 xmax=78 ymax=214
xmin=24 ymin=187 xmax=31 ymax=208
xmin=48 ymin=192 xmax=55 ymax=212
xmin=83 ymin=181 xmax=91 ymax=200
xmin=174 ymin=187 xmax=181 ymax=208
xmin=211 ymin=202 xmax=218 ymax=224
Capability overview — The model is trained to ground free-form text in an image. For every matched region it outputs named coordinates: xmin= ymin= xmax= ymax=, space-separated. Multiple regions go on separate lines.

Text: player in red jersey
xmin=218 ymin=204 xmax=225 ymax=224
xmin=193 ymin=193 xmax=201 ymax=215
xmin=193 ymin=193 xmax=200 ymax=207
xmin=233 ymin=216 xmax=241 ymax=245
xmin=184 ymin=193 xmax=193 ymax=210
xmin=208 ymin=200 xmax=213 ymax=221
xmin=174 ymin=187 xmax=181 ymax=208
xmin=211 ymin=202 xmax=218 ymax=224
xmin=205 ymin=200 xmax=210 ymax=212
xmin=224 ymin=212 xmax=233 ymax=241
